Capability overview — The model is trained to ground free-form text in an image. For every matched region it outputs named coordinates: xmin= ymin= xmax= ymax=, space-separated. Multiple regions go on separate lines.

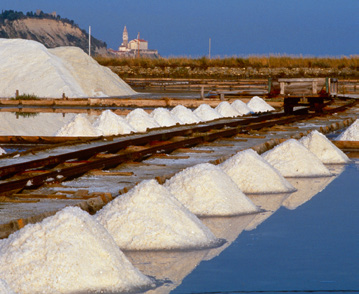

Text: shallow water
xmin=167 ymin=161 xmax=359 ymax=293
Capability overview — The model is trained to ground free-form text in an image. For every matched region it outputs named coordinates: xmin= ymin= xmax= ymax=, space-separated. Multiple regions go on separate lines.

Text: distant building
xmin=110 ymin=26 xmax=159 ymax=58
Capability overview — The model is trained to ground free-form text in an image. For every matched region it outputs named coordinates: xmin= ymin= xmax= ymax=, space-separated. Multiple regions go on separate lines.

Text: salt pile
xmin=50 ymin=46 xmax=136 ymax=97
xmin=262 ymin=139 xmax=332 ymax=177
xmin=247 ymin=96 xmax=275 ymax=113
xmin=164 ymin=163 xmax=259 ymax=216
xmin=0 ymin=39 xmax=136 ymax=98
xmin=231 ymin=99 xmax=251 ymax=115
xmin=215 ymin=101 xmax=241 ymax=118
xmin=300 ymin=130 xmax=350 ymax=164
xmin=55 ymin=114 xmax=100 ymax=137
xmin=126 ymin=108 xmax=160 ymax=132
xmin=193 ymin=104 xmax=223 ymax=121
xmin=0 ymin=279 xmax=15 ymax=294
xmin=150 ymin=107 xmax=182 ymax=127
xmin=170 ymin=105 xmax=202 ymax=124
xmin=96 ymin=179 xmax=221 ymax=250
xmin=220 ymin=149 xmax=296 ymax=194
xmin=0 ymin=207 xmax=153 ymax=294
xmin=93 ymin=109 xmax=135 ymax=136
xmin=335 ymin=119 xmax=359 ymax=141
xmin=0 ymin=148 xmax=6 ymax=155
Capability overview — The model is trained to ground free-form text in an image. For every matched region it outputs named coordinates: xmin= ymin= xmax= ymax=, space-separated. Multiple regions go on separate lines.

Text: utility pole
xmin=209 ymin=38 xmax=211 ymax=59
xmin=88 ymin=25 xmax=91 ymax=56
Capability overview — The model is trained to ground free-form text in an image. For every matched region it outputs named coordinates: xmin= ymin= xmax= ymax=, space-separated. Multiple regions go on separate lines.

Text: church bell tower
xmin=122 ymin=26 xmax=128 ymax=48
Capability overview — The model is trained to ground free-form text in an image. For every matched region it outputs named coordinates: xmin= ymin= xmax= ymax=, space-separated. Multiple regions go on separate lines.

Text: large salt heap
xmin=335 ymin=119 xmax=359 ymax=141
xmin=247 ymin=96 xmax=275 ymax=113
xmin=220 ymin=149 xmax=296 ymax=194
xmin=300 ymin=130 xmax=350 ymax=164
xmin=215 ymin=101 xmax=241 ymax=118
xmin=150 ymin=107 xmax=182 ymax=127
xmin=170 ymin=105 xmax=202 ymax=124
xmin=0 ymin=207 xmax=153 ymax=294
xmin=262 ymin=139 xmax=332 ymax=177
xmin=93 ymin=110 xmax=135 ymax=136
xmin=164 ymin=163 xmax=259 ymax=216
xmin=96 ymin=179 xmax=221 ymax=250
xmin=126 ymin=108 xmax=160 ymax=132
xmin=0 ymin=39 xmax=135 ymax=98
xmin=193 ymin=104 xmax=223 ymax=121
xmin=50 ymin=46 xmax=136 ymax=97
xmin=55 ymin=114 xmax=100 ymax=137
xmin=231 ymin=100 xmax=251 ymax=116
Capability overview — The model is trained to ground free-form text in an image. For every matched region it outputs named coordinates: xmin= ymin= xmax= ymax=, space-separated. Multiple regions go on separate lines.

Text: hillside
xmin=0 ymin=10 xmax=107 ymax=55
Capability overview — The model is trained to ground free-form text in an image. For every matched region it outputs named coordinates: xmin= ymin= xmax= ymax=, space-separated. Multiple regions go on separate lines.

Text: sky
xmin=1 ymin=0 xmax=358 ymax=57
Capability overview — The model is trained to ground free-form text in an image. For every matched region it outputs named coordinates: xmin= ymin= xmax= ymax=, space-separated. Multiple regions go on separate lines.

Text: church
xmin=112 ymin=26 xmax=158 ymax=57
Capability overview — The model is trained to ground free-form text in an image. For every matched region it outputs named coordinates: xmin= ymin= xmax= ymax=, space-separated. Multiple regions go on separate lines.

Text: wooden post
xmin=312 ymin=80 xmax=317 ymax=94
xmin=280 ymin=82 xmax=285 ymax=95
xmin=220 ymin=93 xmax=225 ymax=101
xmin=200 ymin=86 xmax=205 ymax=99
xmin=15 ymin=90 xmax=19 ymax=97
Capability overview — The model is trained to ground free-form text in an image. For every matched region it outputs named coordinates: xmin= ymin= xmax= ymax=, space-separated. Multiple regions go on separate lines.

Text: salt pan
xmin=164 ymin=163 xmax=259 ymax=216
xmin=93 ymin=109 xmax=135 ymax=136
xmin=96 ymin=179 xmax=221 ymax=250
xmin=193 ymin=104 xmax=223 ymax=121
xmin=55 ymin=114 xmax=100 ymax=137
xmin=170 ymin=105 xmax=202 ymax=124
xmin=231 ymin=100 xmax=251 ymax=115
xmin=220 ymin=149 xmax=296 ymax=194
xmin=247 ymin=96 xmax=275 ymax=113
xmin=150 ymin=107 xmax=182 ymax=127
xmin=215 ymin=101 xmax=241 ymax=118
xmin=0 ymin=207 xmax=153 ymax=294
xmin=300 ymin=130 xmax=350 ymax=164
xmin=262 ymin=139 xmax=332 ymax=177
xmin=126 ymin=108 xmax=160 ymax=132
xmin=335 ymin=119 xmax=359 ymax=141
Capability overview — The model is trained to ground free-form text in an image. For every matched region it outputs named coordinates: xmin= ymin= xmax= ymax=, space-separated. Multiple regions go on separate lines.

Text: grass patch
xmin=13 ymin=93 xmax=39 ymax=100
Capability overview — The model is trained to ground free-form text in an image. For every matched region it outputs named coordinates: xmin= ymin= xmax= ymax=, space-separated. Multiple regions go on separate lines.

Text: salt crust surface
xmin=126 ymin=108 xmax=160 ymax=132
xmin=231 ymin=100 xmax=251 ymax=115
xmin=150 ymin=107 xmax=182 ymax=127
xmin=0 ymin=207 xmax=153 ymax=294
xmin=55 ymin=114 xmax=100 ymax=136
xmin=215 ymin=101 xmax=241 ymax=118
xmin=300 ymin=130 xmax=350 ymax=164
xmin=164 ymin=163 xmax=259 ymax=216
xmin=0 ymin=279 xmax=15 ymax=294
xmin=93 ymin=109 xmax=135 ymax=136
xmin=170 ymin=105 xmax=202 ymax=124
xmin=96 ymin=179 xmax=220 ymax=250
xmin=335 ymin=119 xmax=359 ymax=141
xmin=193 ymin=104 xmax=223 ymax=121
xmin=220 ymin=149 xmax=296 ymax=194
xmin=262 ymin=139 xmax=332 ymax=177
xmin=247 ymin=96 xmax=275 ymax=113
xmin=0 ymin=39 xmax=136 ymax=98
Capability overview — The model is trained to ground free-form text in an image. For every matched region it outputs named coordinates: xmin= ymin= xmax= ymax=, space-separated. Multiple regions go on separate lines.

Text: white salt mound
xmin=150 ymin=107 xmax=182 ymax=127
xmin=93 ymin=109 xmax=135 ymax=136
xmin=170 ymin=105 xmax=202 ymax=124
xmin=55 ymin=114 xmax=100 ymax=137
xmin=50 ymin=46 xmax=136 ymax=97
xmin=0 ymin=279 xmax=15 ymax=294
xmin=231 ymin=100 xmax=252 ymax=115
xmin=96 ymin=179 xmax=221 ymax=250
xmin=220 ymin=149 xmax=296 ymax=194
xmin=262 ymin=139 xmax=332 ymax=177
xmin=0 ymin=147 xmax=6 ymax=155
xmin=0 ymin=207 xmax=153 ymax=294
xmin=300 ymin=130 xmax=350 ymax=164
xmin=0 ymin=39 xmax=135 ymax=98
xmin=215 ymin=101 xmax=241 ymax=118
xmin=335 ymin=119 xmax=359 ymax=141
xmin=247 ymin=96 xmax=275 ymax=113
xmin=126 ymin=108 xmax=160 ymax=132
xmin=193 ymin=104 xmax=223 ymax=121
xmin=164 ymin=163 xmax=259 ymax=216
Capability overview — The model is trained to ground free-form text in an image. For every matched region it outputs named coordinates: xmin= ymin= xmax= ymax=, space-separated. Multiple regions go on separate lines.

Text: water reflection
xmin=125 ymin=250 xmax=208 ymax=294
xmin=245 ymin=193 xmax=290 ymax=231
xmin=283 ymin=165 xmax=345 ymax=210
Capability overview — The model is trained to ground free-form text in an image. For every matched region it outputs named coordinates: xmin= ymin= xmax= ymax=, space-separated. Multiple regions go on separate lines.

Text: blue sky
xmin=1 ymin=0 xmax=358 ymax=57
